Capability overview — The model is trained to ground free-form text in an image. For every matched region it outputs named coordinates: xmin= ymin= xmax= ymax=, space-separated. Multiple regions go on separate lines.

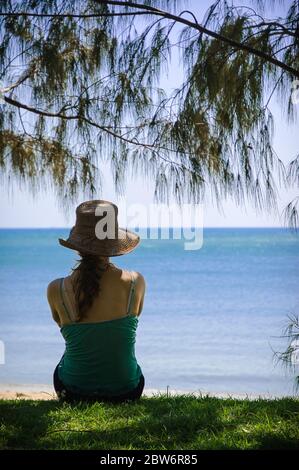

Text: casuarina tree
xmin=0 ymin=0 xmax=298 ymax=223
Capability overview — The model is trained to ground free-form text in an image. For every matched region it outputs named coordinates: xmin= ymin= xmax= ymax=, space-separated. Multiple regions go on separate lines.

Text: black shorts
xmin=53 ymin=365 xmax=145 ymax=404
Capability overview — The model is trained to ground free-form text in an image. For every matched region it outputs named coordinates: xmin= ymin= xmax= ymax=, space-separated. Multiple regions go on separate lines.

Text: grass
xmin=0 ymin=394 xmax=298 ymax=450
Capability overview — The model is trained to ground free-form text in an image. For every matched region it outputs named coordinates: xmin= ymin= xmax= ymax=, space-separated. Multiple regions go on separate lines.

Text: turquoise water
xmin=0 ymin=228 xmax=298 ymax=396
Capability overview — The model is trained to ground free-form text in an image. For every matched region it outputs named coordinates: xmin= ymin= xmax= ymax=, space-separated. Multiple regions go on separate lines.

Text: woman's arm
xmin=135 ymin=272 xmax=146 ymax=316
xmin=47 ymin=281 xmax=61 ymax=327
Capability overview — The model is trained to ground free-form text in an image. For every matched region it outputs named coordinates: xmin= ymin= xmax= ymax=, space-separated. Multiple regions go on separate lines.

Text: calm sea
xmin=0 ymin=227 xmax=298 ymax=396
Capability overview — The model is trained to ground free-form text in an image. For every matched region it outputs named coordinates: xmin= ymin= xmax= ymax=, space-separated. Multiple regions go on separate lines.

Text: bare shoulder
xmin=132 ymin=271 xmax=146 ymax=290
xmin=46 ymin=278 xmax=61 ymax=302
xmin=132 ymin=272 xmax=146 ymax=315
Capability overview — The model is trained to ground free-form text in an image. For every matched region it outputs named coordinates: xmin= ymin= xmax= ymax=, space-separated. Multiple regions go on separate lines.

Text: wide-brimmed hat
xmin=59 ymin=200 xmax=140 ymax=257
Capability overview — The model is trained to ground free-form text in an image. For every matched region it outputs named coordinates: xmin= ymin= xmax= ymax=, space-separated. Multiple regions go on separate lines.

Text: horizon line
xmin=0 ymin=226 xmax=288 ymax=230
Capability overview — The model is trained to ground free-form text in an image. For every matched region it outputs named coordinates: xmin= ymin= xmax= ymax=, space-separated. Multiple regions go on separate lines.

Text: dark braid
xmin=72 ymin=252 xmax=109 ymax=320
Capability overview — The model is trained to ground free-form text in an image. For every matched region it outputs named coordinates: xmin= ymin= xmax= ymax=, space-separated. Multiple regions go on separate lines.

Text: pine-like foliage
xmin=0 ymin=0 xmax=298 ymax=219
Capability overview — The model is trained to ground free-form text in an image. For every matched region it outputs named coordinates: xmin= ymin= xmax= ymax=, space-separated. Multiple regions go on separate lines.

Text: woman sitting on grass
xmin=47 ymin=200 xmax=145 ymax=403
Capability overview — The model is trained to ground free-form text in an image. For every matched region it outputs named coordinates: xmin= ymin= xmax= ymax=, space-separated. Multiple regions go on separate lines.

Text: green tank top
xmin=57 ymin=276 xmax=142 ymax=396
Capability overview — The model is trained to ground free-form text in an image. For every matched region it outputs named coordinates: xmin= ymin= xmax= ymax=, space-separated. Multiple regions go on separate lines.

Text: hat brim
xmin=58 ymin=227 xmax=140 ymax=257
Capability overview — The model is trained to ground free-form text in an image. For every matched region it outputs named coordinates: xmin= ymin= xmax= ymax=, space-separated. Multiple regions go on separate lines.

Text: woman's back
xmin=48 ymin=264 xmax=145 ymax=396
xmin=47 ymin=264 xmax=145 ymax=326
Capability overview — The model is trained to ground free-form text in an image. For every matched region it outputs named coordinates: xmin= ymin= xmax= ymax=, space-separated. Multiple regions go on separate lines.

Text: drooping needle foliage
xmin=0 ymin=0 xmax=298 ymax=221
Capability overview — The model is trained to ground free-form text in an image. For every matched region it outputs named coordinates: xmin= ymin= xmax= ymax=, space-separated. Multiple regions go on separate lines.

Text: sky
xmin=0 ymin=0 xmax=298 ymax=228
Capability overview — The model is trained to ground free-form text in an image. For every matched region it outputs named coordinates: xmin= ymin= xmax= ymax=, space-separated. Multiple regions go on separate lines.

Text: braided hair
xmin=72 ymin=252 xmax=109 ymax=320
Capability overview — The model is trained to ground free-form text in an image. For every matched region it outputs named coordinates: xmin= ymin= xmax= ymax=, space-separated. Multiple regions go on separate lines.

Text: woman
xmin=47 ymin=200 xmax=146 ymax=403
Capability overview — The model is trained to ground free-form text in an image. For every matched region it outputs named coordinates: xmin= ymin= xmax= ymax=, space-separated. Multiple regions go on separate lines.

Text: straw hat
xmin=59 ymin=200 xmax=140 ymax=257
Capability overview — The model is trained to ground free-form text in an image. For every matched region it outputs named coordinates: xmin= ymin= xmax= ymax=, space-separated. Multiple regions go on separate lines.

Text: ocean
xmin=0 ymin=227 xmax=298 ymax=396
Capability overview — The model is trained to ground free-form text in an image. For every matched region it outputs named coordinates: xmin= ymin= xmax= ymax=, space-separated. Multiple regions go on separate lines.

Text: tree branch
xmin=249 ymin=21 xmax=299 ymax=39
xmin=1 ymin=2 xmax=298 ymax=77
xmin=0 ymin=11 xmax=154 ymax=18
xmin=93 ymin=0 xmax=299 ymax=78
xmin=0 ymin=64 xmax=36 ymax=94
xmin=3 ymin=94 xmax=202 ymax=177
xmin=3 ymin=94 xmax=151 ymax=146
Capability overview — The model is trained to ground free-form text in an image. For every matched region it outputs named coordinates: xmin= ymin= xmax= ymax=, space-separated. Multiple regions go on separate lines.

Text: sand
xmin=0 ymin=384 xmax=292 ymax=400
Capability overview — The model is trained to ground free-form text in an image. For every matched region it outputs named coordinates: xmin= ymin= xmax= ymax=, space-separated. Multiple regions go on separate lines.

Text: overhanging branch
xmin=94 ymin=0 xmax=299 ymax=79
xmin=1 ymin=1 xmax=298 ymax=77
xmin=3 ymin=94 xmax=200 ymax=176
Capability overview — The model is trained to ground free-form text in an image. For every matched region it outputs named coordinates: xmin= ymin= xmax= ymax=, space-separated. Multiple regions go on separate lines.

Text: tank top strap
xmin=126 ymin=272 xmax=136 ymax=316
xmin=59 ymin=278 xmax=76 ymax=323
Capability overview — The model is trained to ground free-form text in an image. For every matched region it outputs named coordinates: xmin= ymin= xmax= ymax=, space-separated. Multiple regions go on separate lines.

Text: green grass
xmin=0 ymin=395 xmax=298 ymax=450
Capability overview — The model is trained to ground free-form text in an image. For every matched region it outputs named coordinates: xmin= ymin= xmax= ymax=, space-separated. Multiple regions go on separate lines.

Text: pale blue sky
xmin=0 ymin=0 xmax=298 ymax=228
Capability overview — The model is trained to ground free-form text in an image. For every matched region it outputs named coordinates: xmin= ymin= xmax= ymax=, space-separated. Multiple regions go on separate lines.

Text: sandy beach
xmin=0 ymin=384 xmax=293 ymax=401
